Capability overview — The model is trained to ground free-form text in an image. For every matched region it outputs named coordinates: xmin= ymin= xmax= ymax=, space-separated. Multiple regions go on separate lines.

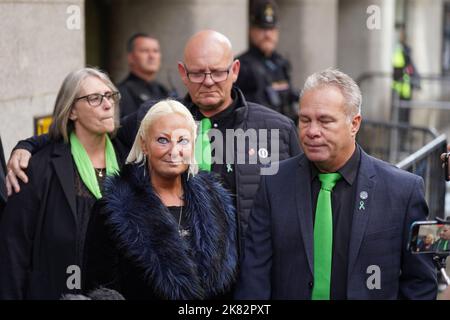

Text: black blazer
xmin=0 ymin=139 xmax=126 ymax=299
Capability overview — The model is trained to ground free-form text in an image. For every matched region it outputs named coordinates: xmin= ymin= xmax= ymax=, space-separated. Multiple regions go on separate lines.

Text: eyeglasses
xmin=75 ymin=91 xmax=121 ymax=107
xmin=184 ymin=63 xmax=233 ymax=84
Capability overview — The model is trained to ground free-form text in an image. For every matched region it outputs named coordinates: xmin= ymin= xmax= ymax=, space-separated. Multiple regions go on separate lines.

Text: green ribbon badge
xmin=359 ymin=191 xmax=368 ymax=211
xmin=359 ymin=201 xmax=365 ymax=210
xmin=227 ymin=164 xmax=233 ymax=173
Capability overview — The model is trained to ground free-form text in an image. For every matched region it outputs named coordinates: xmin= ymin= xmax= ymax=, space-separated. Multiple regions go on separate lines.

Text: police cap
xmin=250 ymin=0 xmax=279 ymax=29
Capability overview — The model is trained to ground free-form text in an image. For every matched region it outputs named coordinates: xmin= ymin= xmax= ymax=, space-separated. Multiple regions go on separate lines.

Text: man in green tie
xmin=432 ymin=226 xmax=450 ymax=252
xmin=235 ymin=68 xmax=437 ymax=300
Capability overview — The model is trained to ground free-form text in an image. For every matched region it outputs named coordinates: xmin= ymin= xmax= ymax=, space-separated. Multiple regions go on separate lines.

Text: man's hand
xmin=440 ymin=285 xmax=450 ymax=300
xmin=6 ymin=149 xmax=31 ymax=195
xmin=440 ymin=152 xmax=450 ymax=181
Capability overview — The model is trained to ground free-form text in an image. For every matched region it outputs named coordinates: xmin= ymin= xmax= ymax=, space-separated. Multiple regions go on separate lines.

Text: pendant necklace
xmin=95 ymin=168 xmax=104 ymax=178
xmin=178 ymin=195 xmax=190 ymax=238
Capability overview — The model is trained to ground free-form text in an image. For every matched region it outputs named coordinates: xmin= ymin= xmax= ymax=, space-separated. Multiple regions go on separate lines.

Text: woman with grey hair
xmin=83 ymin=99 xmax=237 ymax=300
xmin=0 ymin=67 xmax=126 ymax=299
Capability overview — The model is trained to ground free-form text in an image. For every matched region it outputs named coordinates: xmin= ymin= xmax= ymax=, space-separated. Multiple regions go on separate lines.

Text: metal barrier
xmin=356 ymin=72 xmax=450 ymax=128
xmin=356 ymin=72 xmax=450 ymax=90
xmin=358 ymin=121 xmax=447 ymax=219
xmin=396 ymin=134 xmax=447 ymax=220
xmin=358 ymin=120 xmax=439 ymax=163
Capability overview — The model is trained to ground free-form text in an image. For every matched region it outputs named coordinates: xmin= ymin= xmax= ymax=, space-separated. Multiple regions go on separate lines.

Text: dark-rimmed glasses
xmin=184 ymin=63 xmax=233 ymax=84
xmin=75 ymin=91 xmax=121 ymax=107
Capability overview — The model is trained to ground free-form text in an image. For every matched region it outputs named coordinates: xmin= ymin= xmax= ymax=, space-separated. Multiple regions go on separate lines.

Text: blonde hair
xmin=49 ymin=67 xmax=120 ymax=142
xmin=126 ymin=99 xmax=198 ymax=177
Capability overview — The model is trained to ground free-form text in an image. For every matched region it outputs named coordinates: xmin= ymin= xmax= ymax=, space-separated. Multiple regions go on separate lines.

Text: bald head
xmin=184 ymin=30 xmax=234 ymax=67
xmin=178 ymin=30 xmax=240 ymax=117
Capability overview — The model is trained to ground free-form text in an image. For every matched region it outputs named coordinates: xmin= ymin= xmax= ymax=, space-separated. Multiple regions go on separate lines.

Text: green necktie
xmin=312 ymin=172 xmax=342 ymax=300
xmin=439 ymin=240 xmax=448 ymax=251
xmin=195 ymin=118 xmax=212 ymax=171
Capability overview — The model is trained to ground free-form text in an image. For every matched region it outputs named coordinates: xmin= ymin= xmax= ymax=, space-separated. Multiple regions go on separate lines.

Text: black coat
xmin=0 ymin=139 xmax=126 ymax=300
xmin=118 ymin=73 xmax=171 ymax=118
xmin=236 ymin=46 xmax=299 ymax=121
xmin=0 ymin=136 xmax=7 ymax=213
xmin=83 ymin=164 xmax=237 ymax=300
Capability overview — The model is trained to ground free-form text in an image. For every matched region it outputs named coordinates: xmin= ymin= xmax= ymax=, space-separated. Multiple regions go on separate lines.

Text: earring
xmin=187 ymin=165 xmax=192 ymax=181
xmin=187 ymin=163 xmax=197 ymax=180
xmin=143 ymin=154 xmax=147 ymax=177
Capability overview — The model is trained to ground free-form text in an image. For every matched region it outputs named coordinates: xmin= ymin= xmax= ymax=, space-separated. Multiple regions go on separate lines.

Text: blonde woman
xmin=84 ymin=99 xmax=237 ymax=300
xmin=0 ymin=68 xmax=125 ymax=299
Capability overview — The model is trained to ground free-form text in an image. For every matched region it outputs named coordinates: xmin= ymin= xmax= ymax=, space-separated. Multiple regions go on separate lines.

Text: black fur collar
xmin=101 ymin=164 xmax=237 ymax=299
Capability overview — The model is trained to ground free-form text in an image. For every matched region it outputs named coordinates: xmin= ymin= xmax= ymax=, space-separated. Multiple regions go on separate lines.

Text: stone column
xmin=277 ymin=0 xmax=339 ymax=92
xmin=0 ymin=0 xmax=85 ymax=155
xmin=337 ymin=0 xmax=395 ymax=121
xmin=406 ymin=0 xmax=445 ymax=129
xmin=407 ymin=0 xmax=443 ymax=78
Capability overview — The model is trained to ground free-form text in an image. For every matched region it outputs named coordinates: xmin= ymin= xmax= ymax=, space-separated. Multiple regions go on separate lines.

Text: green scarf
xmin=70 ymin=132 xmax=119 ymax=199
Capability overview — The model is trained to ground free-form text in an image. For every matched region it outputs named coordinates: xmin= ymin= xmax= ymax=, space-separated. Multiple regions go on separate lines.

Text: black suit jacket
xmin=235 ymin=150 xmax=437 ymax=300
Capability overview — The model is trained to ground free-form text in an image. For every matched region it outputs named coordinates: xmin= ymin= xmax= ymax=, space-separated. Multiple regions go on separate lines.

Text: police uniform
xmin=236 ymin=0 xmax=299 ymax=122
xmin=392 ymin=42 xmax=418 ymax=124
xmin=118 ymin=73 xmax=171 ymax=118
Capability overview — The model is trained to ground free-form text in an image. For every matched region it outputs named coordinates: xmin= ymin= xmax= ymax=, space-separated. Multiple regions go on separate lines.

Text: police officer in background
xmin=392 ymin=23 xmax=420 ymax=124
xmin=118 ymin=33 xmax=174 ymax=118
xmin=236 ymin=0 xmax=299 ymax=123
xmin=0 ymin=136 xmax=7 ymax=215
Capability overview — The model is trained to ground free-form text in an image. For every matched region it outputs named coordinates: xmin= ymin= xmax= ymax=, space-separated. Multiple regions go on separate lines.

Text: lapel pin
xmin=258 ymin=148 xmax=269 ymax=159
xmin=359 ymin=191 xmax=368 ymax=210
xmin=226 ymin=164 xmax=233 ymax=173
xmin=359 ymin=201 xmax=365 ymax=210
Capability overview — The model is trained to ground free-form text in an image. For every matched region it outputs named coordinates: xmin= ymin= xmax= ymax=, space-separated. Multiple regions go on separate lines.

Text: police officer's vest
xmin=392 ymin=44 xmax=411 ymax=99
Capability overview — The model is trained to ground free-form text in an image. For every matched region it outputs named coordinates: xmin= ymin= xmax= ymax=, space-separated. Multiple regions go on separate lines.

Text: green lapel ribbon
xmin=312 ymin=172 xmax=342 ymax=300
xmin=70 ymin=132 xmax=119 ymax=199
xmin=194 ymin=118 xmax=212 ymax=172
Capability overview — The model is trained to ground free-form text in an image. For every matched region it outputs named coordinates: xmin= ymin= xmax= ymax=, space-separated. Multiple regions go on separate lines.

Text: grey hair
xmin=300 ymin=68 xmax=362 ymax=118
xmin=49 ymin=67 xmax=120 ymax=143
xmin=126 ymin=99 xmax=199 ymax=177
